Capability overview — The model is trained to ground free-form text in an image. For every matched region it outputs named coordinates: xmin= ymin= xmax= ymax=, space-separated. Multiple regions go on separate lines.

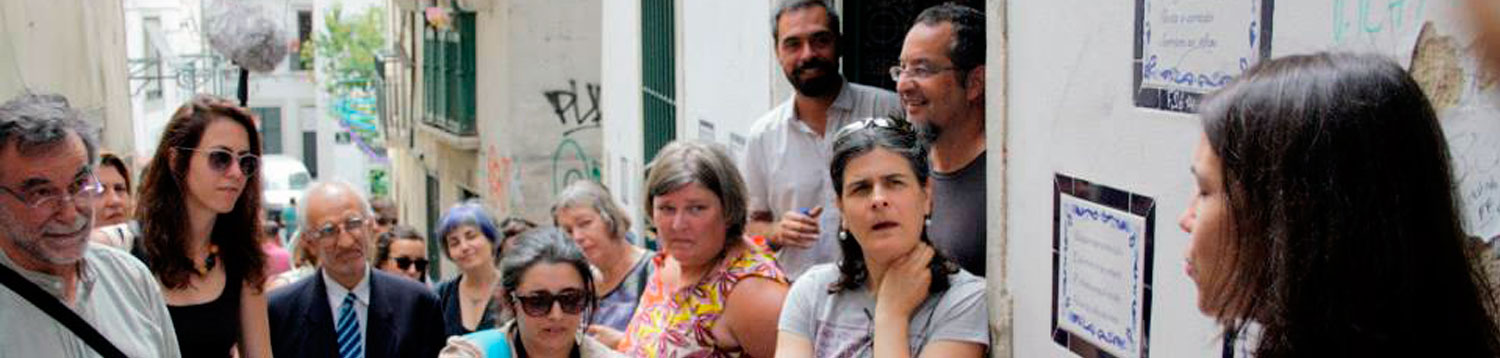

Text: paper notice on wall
xmin=698 ymin=119 xmax=716 ymax=142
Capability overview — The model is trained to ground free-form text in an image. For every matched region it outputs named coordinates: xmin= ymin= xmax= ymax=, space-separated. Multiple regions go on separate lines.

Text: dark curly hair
xmin=827 ymin=118 xmax=959 ymax=294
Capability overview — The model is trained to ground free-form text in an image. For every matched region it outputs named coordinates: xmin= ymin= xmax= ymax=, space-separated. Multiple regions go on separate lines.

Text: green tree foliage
xmin=302 ymin=4 xmax=385 ymax=94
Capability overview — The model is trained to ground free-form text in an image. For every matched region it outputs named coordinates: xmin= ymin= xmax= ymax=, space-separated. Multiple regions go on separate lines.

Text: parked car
xmin=261 ymin=155 xmax=313 ymax=212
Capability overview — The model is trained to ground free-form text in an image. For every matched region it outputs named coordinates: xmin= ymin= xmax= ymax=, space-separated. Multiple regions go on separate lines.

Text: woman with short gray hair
xmin=551 ymin=180 xmax=655 ymax=334
xmin=616 ymin=140 xmax=788 ymax=358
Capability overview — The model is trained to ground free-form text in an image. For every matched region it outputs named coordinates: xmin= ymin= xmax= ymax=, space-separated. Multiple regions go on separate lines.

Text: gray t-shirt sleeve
xmin=926 ymin=272 xmax=990 ymax=346
xmin=778 ymin=264 xmax=834 ymax=339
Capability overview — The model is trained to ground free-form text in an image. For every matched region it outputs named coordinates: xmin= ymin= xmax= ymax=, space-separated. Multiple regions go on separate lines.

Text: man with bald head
xmin=268 ymin=181 xmax=445 ymax=358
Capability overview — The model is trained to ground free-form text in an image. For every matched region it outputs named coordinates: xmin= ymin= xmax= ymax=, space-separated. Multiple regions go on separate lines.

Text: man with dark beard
xmin=895 ymin=4 xmax=987 ymax=276
xmin=741 ymin=0 xmax=901 ymax=281
xmin=0 ymin=93 xmax=182 ymax=357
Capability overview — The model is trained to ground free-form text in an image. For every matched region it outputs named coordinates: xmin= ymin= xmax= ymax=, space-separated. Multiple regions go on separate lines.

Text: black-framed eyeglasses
xmin=307 ymin=216 xmax=368 ymax=241
xmin=511 ymin=289 xmax=588 ymax=317
xmin=889 ymin=64 xmax=956 ymax=82
xmin=377 ymin=217 xmax=398 ymax=226
xmin=392 ymin=257 xmax=428 ymax=272
xmin=0 ymin=172 xmax=104 ymax=211
xmin=176 ymin=147 xmax=259 ymax=177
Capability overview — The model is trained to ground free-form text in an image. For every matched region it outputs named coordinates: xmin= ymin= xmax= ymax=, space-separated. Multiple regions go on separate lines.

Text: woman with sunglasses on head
xmin=775 ymin=118 xmax=987 ymax=358
xmin=440 ymin=227 xmax=625 ymax=358
xmin=135 ymin=95 xmax=271 ymax=358
xmin=437 ymin=201 xmax=506 ymax=337
xmin=617 ymin=140 xmax=789 ymax=358
xmin=551 ymin=180 xmax=655 ymax=336
xmin=1182 ymin=53 xmax=1500 ymax=356
xmin=376 ymin=225 xmax=431 ymax=284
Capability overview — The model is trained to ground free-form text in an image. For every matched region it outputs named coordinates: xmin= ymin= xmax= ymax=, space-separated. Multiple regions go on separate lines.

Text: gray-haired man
xmin=0 ymin=93 xmax=181 ymax=357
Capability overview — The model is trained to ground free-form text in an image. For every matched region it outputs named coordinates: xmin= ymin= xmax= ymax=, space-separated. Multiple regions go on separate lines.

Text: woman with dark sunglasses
xmin=376 ymin=225 xmax=431 ymax=284
xmin=440 ymin=227 xmax=625 ymax=358
xmin=775 ymin=118 xmax=988 ymax=358
xmin=135 ymin=95 xmax=272 ymax=358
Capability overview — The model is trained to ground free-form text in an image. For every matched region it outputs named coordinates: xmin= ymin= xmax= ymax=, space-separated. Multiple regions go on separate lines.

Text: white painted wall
xmin=679 ymin=0 xmax=778 ymax=158
xmin=601 ymin=0 xmax=646 ymax=235
xmin=0 ymin=0 xmax=131 ymax=154
xmin=1004 ymin=0 xmax=1497 ymax=356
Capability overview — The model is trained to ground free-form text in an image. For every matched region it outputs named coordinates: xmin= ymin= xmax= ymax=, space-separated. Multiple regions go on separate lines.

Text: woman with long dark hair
xmin=775 ymin=117 xmax=987 ymax=358
xmin=1182 ymin=52 xmax=1500 ymax=356
xmin=136 ymin=95 xmax=271 ymax=358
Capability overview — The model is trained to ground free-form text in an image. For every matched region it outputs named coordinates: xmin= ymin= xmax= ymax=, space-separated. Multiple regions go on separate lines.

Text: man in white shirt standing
xmin=742 ymin=0 xmax=901 ymax=280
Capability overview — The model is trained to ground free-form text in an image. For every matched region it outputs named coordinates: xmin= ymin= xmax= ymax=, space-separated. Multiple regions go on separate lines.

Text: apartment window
xmin=425 ymin=174 xmax=442 ymax=279
xmin=303 ymin=131 xmax=318 ymax=178
xmin=294 ymin=10 xmax=313 ymax=71
xmin=143 ymin=16 xmax=164 ymax=100
xmin=251 ymin=107 xmax=283 ymax=154
xmin=642 ymin=0 xmax=675 ymax=162
xmin=422 ymin=10 xmax=476 ymax=136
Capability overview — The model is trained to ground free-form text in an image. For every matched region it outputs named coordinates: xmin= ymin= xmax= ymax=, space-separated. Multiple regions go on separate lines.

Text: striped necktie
xmin=335 ymin=294 xmax=365 ymax=358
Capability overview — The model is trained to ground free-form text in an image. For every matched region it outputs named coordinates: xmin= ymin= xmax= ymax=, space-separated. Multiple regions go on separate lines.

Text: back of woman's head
xmin=499 ymin=227 xmax=598 ymax=323
xmin=137 ymin=95 xmax=267 ymax=292
xmin=1199 ymin=52 xmax=1499 ymax=356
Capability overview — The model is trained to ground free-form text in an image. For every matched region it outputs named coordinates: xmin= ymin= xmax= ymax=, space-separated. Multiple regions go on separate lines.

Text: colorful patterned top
xmin=619 ymin=241 xmax=786 ymax=358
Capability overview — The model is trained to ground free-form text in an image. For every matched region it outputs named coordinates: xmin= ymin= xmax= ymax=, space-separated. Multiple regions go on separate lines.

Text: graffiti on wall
xmin=485 ymin=145 xmax=522 ymax=216
xmin=545 ymin=80 xmax=603 ymax=194
xmin=545 ymin=79 xmax=602 ymax=132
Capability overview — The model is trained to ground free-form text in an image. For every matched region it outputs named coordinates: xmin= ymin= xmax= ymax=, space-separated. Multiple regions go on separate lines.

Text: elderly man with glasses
xmin=268 ymin=181 xmax=445 ymax=358
xmin=0 ymin=93 xmax=182 ymax=357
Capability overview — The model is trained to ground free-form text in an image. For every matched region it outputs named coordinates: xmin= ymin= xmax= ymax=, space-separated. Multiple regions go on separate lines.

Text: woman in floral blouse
xmin=613 ymin=140 xmax=788 ymax=358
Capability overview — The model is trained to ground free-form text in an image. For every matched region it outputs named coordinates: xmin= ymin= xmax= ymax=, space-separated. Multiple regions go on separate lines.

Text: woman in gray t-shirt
xmin=775 ymin=118 xmax=989 ymax=358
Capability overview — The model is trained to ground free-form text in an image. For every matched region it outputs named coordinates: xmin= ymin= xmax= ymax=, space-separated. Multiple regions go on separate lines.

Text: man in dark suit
xmin=269 ymin=181 xmax=446 ymax=358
